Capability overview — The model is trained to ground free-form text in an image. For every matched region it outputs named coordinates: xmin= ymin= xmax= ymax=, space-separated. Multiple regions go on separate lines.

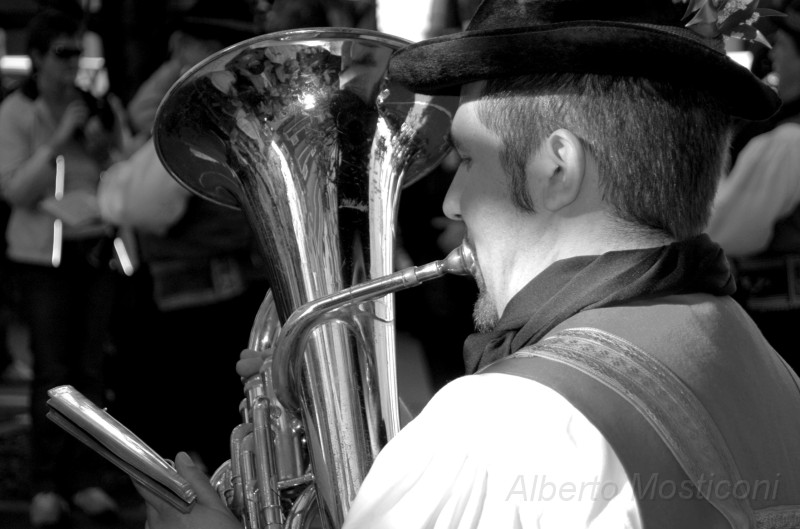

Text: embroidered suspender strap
xmin=484 ymin=327 xmax=754 ymax=529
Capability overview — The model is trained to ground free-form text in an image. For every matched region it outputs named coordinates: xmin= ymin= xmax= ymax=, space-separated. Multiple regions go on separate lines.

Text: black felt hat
xmin=389 ymin=0 xmax=781 ymax=120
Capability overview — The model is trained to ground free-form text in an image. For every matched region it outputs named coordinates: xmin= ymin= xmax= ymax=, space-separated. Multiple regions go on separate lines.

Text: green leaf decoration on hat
xmin=672 ymin=0 xmax=785 ymax=47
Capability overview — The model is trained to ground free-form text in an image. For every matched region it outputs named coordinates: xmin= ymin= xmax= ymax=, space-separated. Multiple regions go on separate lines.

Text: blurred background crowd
xmin=0 ymin=0 xmax=799 ymax=527
xmin=0 ymin=1 xmax=480 ymax=526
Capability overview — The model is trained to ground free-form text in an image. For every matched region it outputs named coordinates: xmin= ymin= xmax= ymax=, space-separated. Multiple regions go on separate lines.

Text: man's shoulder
xmin=549 ymin=293 xmax=743 ymax=340
xmin=421 ymin=372 xmax=601 ymax=439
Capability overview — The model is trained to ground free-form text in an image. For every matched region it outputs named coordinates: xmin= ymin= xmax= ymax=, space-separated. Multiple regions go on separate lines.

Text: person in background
xmin=97 ymin=0 xmax=265 ymax=474
xmin=99 ymin=0 xmax=332 ymax=474
xmin=0 ymin=191 xmax=31 ymax=384
xmin=126 ymin=0 xmax=333 ymax=145
xmin=0 ymin=6 xmax=127 ymax=527
xmin=124 ymin=1 xmax=256 ymax=144
xmin=134 ymin=0 xmax=800 ymax=528
xmin=0 ymin=13 xmax=33 ymax=386
xmin=706 ymin=0 xmax=800 ymax=370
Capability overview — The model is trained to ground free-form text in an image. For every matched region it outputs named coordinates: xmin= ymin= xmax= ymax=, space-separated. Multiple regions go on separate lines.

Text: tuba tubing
xmin=272 ymin=241 xmax=476 ymax=413
xmin=153 ymin=27 xmax=460 ymax=529
xmin=225 ymin=242 xmax=475 ymax=529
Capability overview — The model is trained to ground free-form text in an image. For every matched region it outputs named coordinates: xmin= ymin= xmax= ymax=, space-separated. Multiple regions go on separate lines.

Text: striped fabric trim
xmin=513 ymin=327 xmax=753 ymax=528
xmin=513 ymin=327 xmax=800 ymax=528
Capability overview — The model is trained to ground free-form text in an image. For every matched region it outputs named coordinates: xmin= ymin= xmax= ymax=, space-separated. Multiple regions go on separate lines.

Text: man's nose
xmin=442 ymin=173 xmax=463 ymax=221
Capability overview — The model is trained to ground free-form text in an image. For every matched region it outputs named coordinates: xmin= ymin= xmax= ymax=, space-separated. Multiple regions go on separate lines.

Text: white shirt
xmin=97 ymin=138 xmax=190 ymax=235
xmin=343 ymin=373 xmax=641 ymax=529
xmin=706 ymin=122 xmax=800 ymax=257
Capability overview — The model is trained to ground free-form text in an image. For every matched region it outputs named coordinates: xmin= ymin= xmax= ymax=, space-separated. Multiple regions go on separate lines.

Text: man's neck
xmin=496 ymin=214 xmax=674 ymax=316
xmin=543 ymin=214 xmax=673 ymax=263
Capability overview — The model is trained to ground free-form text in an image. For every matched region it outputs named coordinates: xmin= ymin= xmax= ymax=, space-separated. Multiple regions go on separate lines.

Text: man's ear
xmin=532 ymin=129 xmax=586 ymax=212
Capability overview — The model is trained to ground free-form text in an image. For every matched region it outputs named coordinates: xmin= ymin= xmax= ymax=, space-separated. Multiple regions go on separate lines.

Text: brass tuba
xmin=153 ymin=27 xmax=469 ymax=529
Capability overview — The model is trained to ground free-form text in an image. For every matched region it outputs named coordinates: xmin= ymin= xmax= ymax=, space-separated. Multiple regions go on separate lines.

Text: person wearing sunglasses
xmin=0 ymin=7 xmax=128 ymax=528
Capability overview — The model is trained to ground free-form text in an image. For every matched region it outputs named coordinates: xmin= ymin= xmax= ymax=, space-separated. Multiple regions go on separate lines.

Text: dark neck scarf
xmin=463 ymin=234 xmax=735 ymax=373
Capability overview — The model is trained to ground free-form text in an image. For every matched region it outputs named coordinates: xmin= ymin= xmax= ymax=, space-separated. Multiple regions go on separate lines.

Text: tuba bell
xmin=153 ymin=27 xmax=467 ymax=528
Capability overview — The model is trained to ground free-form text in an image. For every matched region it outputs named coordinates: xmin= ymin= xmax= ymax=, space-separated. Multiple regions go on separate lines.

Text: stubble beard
xmin=472 ymin=272 xmax=499 ymax=333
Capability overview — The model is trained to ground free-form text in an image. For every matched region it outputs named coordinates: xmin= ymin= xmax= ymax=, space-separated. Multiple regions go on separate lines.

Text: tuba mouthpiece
xmin=413 ymin=240 xmax=476 ymax=283
xmin=441 ymin=240 xmax=476 ymax=277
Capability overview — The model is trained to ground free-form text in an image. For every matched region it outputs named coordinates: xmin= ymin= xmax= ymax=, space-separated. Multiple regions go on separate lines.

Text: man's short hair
xmin=475 ymin=73 xmax=734 ymax=240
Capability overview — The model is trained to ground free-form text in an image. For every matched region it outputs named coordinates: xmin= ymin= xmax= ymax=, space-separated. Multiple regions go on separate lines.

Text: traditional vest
xmin=484 ymin=293 xmax=800 ymax=528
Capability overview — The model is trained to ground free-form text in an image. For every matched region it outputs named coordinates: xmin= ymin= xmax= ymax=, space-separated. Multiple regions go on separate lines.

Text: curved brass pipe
xmin=272 ymin=241 xmax=476 ymax=413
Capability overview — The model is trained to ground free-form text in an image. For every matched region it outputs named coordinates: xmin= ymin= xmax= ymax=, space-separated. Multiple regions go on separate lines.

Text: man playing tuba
xmin=138 ymin=0 xmax=800 ymax=528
